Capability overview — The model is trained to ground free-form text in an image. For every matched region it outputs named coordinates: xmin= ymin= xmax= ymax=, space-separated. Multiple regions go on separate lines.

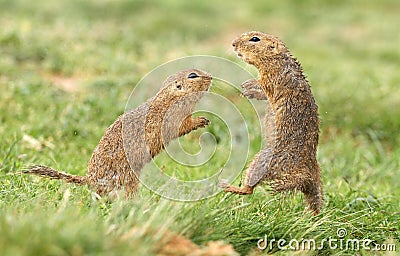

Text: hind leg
xmin=219 ymin=148 xmax=272 ymax=195
xmin=302 ymin=181 xmax=323 ymax=215
xmin=271 ymin=173 xmax=323 ymax=215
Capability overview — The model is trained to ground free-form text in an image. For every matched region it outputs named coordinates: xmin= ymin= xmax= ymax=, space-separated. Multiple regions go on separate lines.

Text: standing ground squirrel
xmin=220 ymin=31 xmax=323 ymax=214
xmin=25 ymin=69 xmax=212 ymax=198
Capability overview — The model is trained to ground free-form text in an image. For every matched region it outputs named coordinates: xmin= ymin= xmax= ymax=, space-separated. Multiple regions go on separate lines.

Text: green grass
xmin=1 ymin=0 xmax=399 ymax=255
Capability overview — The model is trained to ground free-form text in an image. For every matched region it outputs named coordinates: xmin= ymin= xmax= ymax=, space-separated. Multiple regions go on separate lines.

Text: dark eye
xmin=249 ymin=36 xmax=260 ymax=42
xmin=188 ymin=72 xmax=199 ymax=79
xmin=176 ymin=84 xmax=182 ymax=90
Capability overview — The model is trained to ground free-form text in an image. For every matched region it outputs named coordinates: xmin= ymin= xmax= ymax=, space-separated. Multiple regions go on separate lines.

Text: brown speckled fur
xmin=221 ymin=31 xmax=323 ymax=215
xmin=25 ymin=69 xmax=212 ymax=198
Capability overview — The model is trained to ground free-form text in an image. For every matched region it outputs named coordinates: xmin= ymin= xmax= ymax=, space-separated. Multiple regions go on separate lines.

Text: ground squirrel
xmin=220 ymin=31 xmax=323 ymax=214
xmin=25 ymin=69 xmax=212 ymax=198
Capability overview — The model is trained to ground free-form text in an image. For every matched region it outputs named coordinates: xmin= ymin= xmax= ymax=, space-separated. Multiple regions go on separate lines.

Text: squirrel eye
xmin=176 ymin=84 xmax=182 ymax=90
xmin=188 ymin=72 xmax=199 ymax=79
xmin=249 ymin=36 xmax=260 ymax=42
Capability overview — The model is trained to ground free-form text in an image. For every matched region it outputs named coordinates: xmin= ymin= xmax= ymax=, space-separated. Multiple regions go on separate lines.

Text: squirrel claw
xmin=218 ymin=181 xmax=229 ymax=189
xmin=194 ymin=116 xmax=210 ymax=128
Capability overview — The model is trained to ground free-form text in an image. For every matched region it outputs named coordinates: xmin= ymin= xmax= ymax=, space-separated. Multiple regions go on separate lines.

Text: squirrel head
xmin=150 ymin=69 xmax=212 ymax=110
xmin=232 ymin=31 xmax=289 ymax=67
xmin=161 ymin=69 xmax=212 ymax=96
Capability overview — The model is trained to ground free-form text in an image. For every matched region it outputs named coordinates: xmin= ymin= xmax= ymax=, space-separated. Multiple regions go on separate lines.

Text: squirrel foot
xmin=240 ymin=79 xmax=267 ymax=100
xmin=219 ymin=182 xmax=254 ymax=195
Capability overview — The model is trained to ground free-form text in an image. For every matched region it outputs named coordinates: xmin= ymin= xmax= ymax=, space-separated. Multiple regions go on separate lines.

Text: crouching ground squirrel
xmin=25 ymin=69 xmax=212 ymax=198
xmin=220 ymin=31 xmax=323 ymax=215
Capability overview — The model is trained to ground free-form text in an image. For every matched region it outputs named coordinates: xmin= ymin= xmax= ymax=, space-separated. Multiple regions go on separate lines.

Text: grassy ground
xmin=1 ymin=0 xmax=399 ymax=255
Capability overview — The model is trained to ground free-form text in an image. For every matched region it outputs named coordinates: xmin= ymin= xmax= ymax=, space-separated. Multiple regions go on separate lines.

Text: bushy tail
xmin=24 ymin=165 xmax=87 ymax=185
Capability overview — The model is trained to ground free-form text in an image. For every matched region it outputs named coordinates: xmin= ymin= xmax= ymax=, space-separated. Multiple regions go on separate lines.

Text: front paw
xmin=241 ymin=89 xmax=267 ymax=100
xmin=194 ymin=116 xmax=210 ymax=129
xmin=241 ymin=78 xmax=260 ymax=90
xmin=240 ymin=79 xmax=267 ymax=100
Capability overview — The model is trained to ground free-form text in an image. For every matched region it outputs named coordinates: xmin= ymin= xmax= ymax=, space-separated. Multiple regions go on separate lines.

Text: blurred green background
xmin=1 ymin=0 xmax=399 ymax=255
